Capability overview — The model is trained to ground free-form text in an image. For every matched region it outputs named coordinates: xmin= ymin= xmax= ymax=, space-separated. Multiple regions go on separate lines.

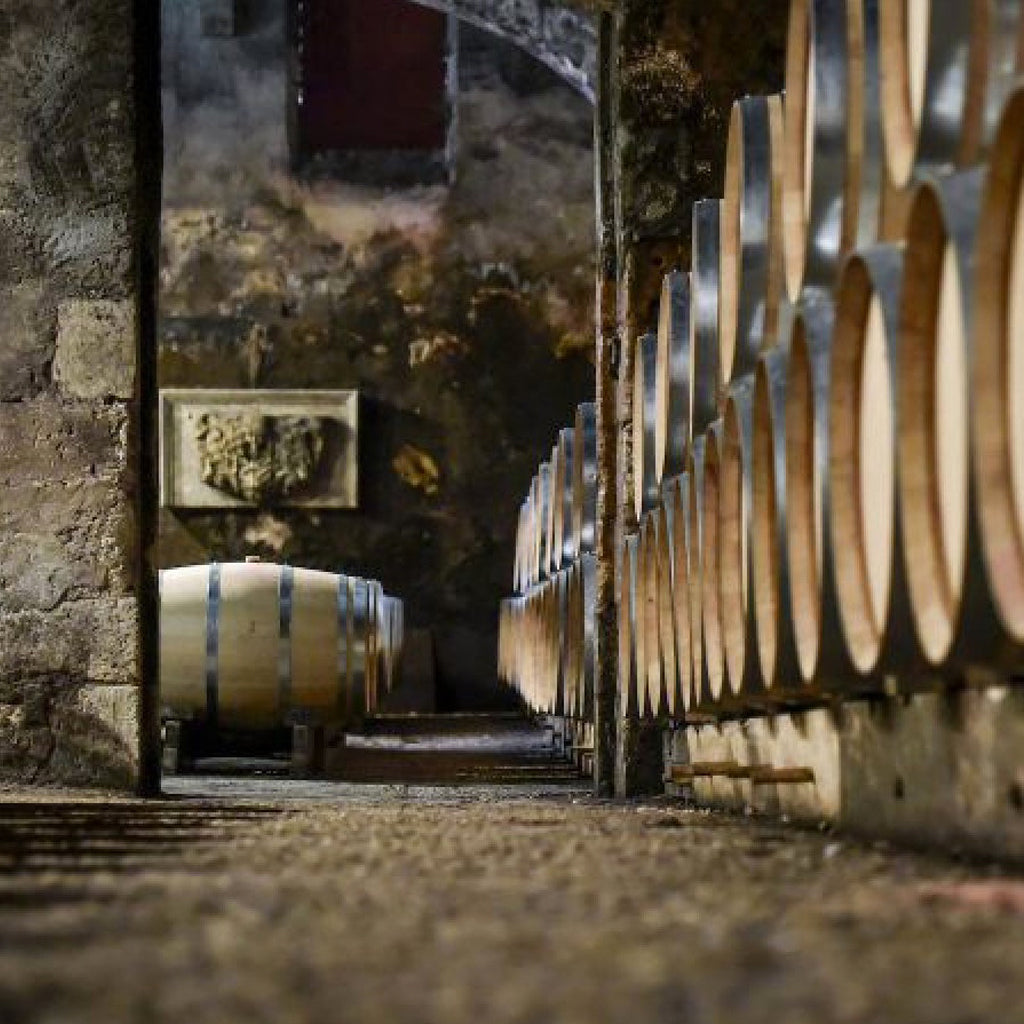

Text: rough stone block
xmin=0 ymin=681 xmax=138 ymax=787
xmin=0 ymin=281 xmax=55 ymax=399
xmin=54 ymin=299 xmax=136 ymax=400
xmin=0 ymin=597 xmax=139 ymax=686
xmin=0 ymin=398 xmax=129 ymax=482
xmin=0 ymin=478 xmax=135 ymax=602
xmin=50 ymin=683 xmax=139 ymax=786
xmin=0 ymin=533 xmax=105 ymax=613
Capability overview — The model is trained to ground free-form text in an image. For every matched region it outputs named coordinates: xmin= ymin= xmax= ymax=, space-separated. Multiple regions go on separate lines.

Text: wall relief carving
xmin=195 ymin=412 xmax=326 ymax=504
xmin=160 ymin=389 xmax=358 ymax=509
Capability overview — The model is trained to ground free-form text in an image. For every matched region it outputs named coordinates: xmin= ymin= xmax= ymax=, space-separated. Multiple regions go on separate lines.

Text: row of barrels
xmin=622 ymin=0 xmax=1024 ymax=719
xmin=498 ymin=554 xmax=597 ymax=720
xmin=513 ymin=403 xmax=598 ymax=592
xmin=160 ymin=562 xmax=405 ymax=731
xmin=499 ymin=405 xmax=599 ymax=718
xmin=642 ymin=0 xmax=1024 ymax=462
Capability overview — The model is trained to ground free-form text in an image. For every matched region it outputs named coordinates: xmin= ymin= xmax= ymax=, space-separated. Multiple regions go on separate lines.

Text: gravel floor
xmin=3 ymin=731 xmax=1024 ymax=1023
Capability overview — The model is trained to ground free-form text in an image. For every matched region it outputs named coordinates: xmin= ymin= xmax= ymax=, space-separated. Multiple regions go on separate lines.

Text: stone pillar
xmin=592 ymin=10 xmax=619 ymax=798
xmin=601 ymin=0 xmax=788 ymax=796
xmin=0 ymin=0 xmax=160 ymax=790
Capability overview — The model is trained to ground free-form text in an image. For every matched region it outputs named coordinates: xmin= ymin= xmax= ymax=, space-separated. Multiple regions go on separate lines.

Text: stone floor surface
xmin=3 ymin=722 xmax=1024 ymax=1023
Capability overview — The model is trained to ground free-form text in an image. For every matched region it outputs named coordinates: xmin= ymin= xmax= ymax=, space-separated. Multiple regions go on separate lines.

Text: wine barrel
xmin=545 ymin=443 xmax=561 ymax=578
xmin=975 ymin=87 xmax=1024 ymax=647
xmin=498 ymin=596 xmax=516 ymax=686
xmin=879 ymin=0 xmax=1019 ymax=189
xmin=378 ymin=594 xmax=404 ymax=697
xmin=685 ymin=435 xmax=707 ymax=710
xmin=516 ymin=591 xmax=529 ymax=707
xmin=579 ymin=552 xmax=597 ymax=722
xmin=654 ymin=495 xmax=680 ymax=718
xmin=783 ymin=292 xmax=858 ymax=688
xmin=721 ymin=377 xmax=763 ymax=701
xmin=784 ymin=0 xmax=847 ymax=295
xmin=365 ymin=580 xmax=384 ymax=713
xmin=524 ymin=475 xmax=538 ymax=590
xmin=532 ymin=463 xmax=552 ymax=585
xmin=691 ymin=200 xmax=723 ymax=435
xmin=830 ymin=244 xmax=923 ymax=677
xmin=528 ymin=470 xmax=541 ymax=588
xmin=638 ymin=513 xmax=661 ymax=718
xmin=655 ymin=272 xmax=693 ymax=484
xmin=847 ymin=0 xmax=916 ymax=249
xmin=349 ymin=577 xmax=372 ymax=719
xmin=533 ymin=584 xmax=546 ymax=709
xmin=555 ymin=426 xmax=577 ymax=569
xmin=698 ymin=422 xmax=727 ymax=708
xmin=512 ymin=504 xmax=522 ymax=593
xmin=898 ymin=168 xmax=1016 ymax=668
xmin=537 ymin=582 xmax=553 ymax=711
xmin=633 ymin=332 xmax=661 ymax=520
xmin=160 ymin=563 xmax=379 ymax=730
xmin=618 ymin=534 xmax=641 ymax=719
xmin=526 ymin=489 xmax=540 ymax=591
xmin=377 ymin=593 xmax=393 ymax=697
xmin=514 ymin=499 xmax=531 ymax=594
xmin=534 ymin=581 xmax=552 ymax=713
xmin=388 ymin=596 xmax=405 ymax=692
xmin=563 ymin=561 xmax=581 ymax=719
xmin=663 ymin=474 xmax=693 ymax=714
xmin=573 ymin=402 xmax=599 ymax=557
xmin=527 ymin=588 xmax=541 ymax=707
xmin=554 ymin=567 xmax=572 ymax=716
xmin=751 ymin=342 xmax=801 ymax=695
xmin=644 ymin=508 xmax=670 ymax=717
xmin=720 ymin=94 xmax=786 ymax=387
xmin=964 ymin=0 xmax=1022 ymax=167
xmin=504 ymin=597 xmax=523 ymax=690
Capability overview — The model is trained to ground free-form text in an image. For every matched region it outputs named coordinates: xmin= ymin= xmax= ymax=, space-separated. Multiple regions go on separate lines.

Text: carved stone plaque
xmin=160 ymin=389 xmax=358 ymax=509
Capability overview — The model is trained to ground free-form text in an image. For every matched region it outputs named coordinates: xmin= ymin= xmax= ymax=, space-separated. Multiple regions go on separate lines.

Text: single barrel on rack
xmin=160 ymin=562 xmax=403 ymax=730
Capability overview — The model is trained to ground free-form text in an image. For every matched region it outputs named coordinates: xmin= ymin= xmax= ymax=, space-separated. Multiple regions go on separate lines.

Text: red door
xmin=294 ymin=0 xmax=449 ymax=157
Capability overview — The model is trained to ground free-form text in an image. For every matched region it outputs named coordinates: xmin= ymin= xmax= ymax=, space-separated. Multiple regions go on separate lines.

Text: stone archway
xmin=409 ymin=0 xmax=596 ymax=101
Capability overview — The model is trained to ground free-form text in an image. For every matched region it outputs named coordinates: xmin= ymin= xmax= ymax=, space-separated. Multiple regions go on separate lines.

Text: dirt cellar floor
xmin=4 ymin=736 xmax=1024 ymax=1023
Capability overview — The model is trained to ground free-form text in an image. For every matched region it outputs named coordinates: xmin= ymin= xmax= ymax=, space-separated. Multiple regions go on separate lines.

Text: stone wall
xmin=158 ymin=12 xmax=596 ymax=712
xmin=0 ymin=0 xmax=155 ymax=786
